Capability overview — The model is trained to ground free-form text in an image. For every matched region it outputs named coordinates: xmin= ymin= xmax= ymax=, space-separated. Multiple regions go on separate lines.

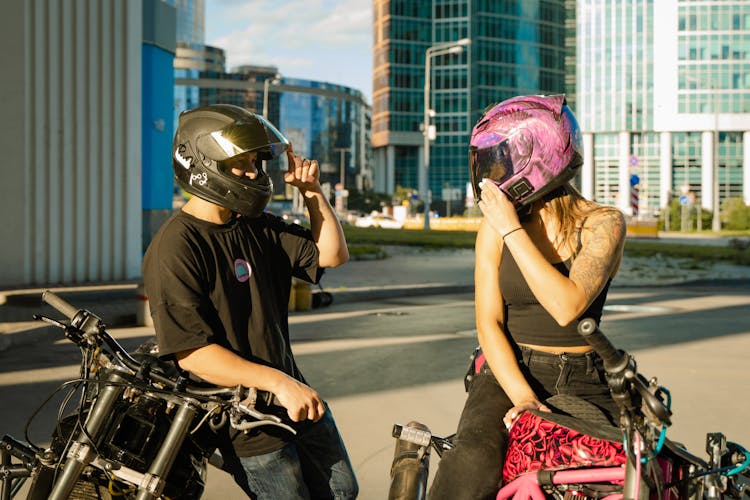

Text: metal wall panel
xmin=0 ymin=0 xmax=142 ymax=287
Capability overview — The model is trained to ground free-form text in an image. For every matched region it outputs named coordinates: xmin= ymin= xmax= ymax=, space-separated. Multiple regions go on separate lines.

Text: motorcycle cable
xmin=679 ymin=443 xmax=750 ymax=480
xmin=22 ymin=378 xmax=86 ymax=451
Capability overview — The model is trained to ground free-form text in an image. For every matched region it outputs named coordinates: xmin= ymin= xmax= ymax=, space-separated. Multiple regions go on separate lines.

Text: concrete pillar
xmin=701 ymin=131 xmax=715 ymax=211
xmin=660 ymin=131 xmax=673 ymax=207
xmin=618 ymin=131 xmax=632 ymax=214
xmin=386 ymin=145 xmax=396 ymax=195
xmin=744 ymin=132 xmax=750 ymax=205
xmin=581 ymin=133 xmax=595 ymax=200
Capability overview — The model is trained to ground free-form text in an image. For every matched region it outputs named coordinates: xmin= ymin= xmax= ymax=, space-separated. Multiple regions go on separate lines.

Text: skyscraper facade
xmin=577 ymin=0 xmax=750 ymax=222
xmin=372 ymin=0 xmax=569 ymax=212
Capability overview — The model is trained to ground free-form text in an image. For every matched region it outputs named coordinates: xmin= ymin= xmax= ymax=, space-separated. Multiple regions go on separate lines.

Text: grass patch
xmin=624 ymin=240 xmax=750 ymax=265
xmin=343 ymin=227 xmax=750 ymax=266
xmin=343 ymin=226 xmax=477 ymax=249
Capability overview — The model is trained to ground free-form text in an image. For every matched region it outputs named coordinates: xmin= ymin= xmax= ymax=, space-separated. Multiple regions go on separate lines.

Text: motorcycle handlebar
xmin=577 ymin=318 xmax=628 ymax=372
xmin=40 ymin=290 xmax=276 ymax=403
xmin=578 ymin=317 xmax=673 ymax=426
xmin=42 ymin=290 xmax=79 ymax=320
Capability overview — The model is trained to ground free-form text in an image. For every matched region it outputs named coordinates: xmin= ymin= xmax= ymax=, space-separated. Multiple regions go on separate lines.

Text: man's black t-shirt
xmin=142 ymin=209 xmax=321 ymax=456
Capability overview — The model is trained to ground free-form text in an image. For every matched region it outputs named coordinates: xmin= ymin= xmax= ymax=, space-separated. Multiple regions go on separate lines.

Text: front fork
xmin=48 ymin=370 xmax=201 ymax=500
xmin=47 ymin=370 xmax=127 ymax=500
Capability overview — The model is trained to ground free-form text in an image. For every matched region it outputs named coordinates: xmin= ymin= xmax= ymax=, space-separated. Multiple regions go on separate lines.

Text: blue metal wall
xmin=142 ymin=44 xmax=175 ymax=211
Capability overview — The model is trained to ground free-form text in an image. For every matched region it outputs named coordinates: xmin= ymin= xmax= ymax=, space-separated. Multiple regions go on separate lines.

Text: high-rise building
xmin=372 ymin=0 xmax=569 ymax=214
xmin=577 ymin=0 xmax=750 ymax=223
xmin=172 ymin=1 xmax=371 ymax=208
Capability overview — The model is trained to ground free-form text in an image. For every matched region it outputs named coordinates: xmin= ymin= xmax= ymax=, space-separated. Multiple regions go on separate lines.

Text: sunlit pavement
xmin=1 ymin=243 xmax=749 ymax=499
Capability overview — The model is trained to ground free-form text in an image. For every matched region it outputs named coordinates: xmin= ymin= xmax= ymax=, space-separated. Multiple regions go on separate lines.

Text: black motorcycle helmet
xmin=172 ymin=104 xmax=290 ymax=217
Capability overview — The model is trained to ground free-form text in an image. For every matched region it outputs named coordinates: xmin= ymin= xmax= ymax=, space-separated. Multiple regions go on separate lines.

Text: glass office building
xmin=577 ymin=0 xmax=750 ymax=221
xmin=372 ymin=0 xmax=569 ymax=211
xmin=175 ymin=69 xmax=370 ymax=201
xmin=171 ymin=0 xmax=370 ymax=205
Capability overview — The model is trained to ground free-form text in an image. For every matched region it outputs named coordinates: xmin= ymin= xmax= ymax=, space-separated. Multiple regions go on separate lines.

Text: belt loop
xmin=586 ymin=351 xmax=594 ymax=373
xmin=522 ymin=346 xmax=532 ymax=365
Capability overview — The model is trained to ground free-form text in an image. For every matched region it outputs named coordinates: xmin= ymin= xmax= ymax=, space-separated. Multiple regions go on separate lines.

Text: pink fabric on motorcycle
xmin=502 ymin=411 xmax=626 ymax=483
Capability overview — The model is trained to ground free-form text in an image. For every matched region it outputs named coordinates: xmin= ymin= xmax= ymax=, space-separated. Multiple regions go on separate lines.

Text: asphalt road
xmin=1 ymin=284 xmax=749 ymax=498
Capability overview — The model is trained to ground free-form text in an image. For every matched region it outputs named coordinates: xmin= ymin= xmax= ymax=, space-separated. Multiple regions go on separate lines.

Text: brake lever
xmin=631 ymin=372 xmax=672 ymax=427
xmin=33 ymin=314 xmax=84 ymax=345
xmin=231 ymin=387 xmax=297 ymax=435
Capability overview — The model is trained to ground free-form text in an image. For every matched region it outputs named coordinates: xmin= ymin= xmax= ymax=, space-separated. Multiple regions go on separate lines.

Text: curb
xmin=0 ymin=283 xmax=474 ymax=352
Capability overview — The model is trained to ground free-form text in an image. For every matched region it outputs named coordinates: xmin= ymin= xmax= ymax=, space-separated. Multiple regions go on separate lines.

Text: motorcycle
xmin=388 ymin=318 xmax=750 ymax=499
xmin=0 ymin=291 xmax=293 ymax=499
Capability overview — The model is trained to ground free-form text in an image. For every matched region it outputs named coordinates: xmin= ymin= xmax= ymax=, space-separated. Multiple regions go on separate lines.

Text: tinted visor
xmin=469 ymin=139 xmax=514 ymax=199
xmin=196 ymin=115 xmax=290 ymax=161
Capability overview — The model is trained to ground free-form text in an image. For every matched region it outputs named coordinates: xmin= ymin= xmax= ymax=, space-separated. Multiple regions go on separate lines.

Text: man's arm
xmin=284 ymin=148 xmax=348 ymax=268
xmin=176 ymin=343 xmax=326 ymax=422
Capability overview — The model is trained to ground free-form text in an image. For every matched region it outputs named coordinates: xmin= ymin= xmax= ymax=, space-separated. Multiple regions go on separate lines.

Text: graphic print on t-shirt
xmin=234 ymin=258 xmax=252 ymax=282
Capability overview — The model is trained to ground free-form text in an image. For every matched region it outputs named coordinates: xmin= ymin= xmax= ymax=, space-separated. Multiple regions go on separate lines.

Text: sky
xmin=205 ymin=0 xmax=374 ymax=103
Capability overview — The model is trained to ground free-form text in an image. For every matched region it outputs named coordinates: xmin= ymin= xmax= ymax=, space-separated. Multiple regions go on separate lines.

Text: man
xmin=143 ymin=104 xmax=358 ymax=499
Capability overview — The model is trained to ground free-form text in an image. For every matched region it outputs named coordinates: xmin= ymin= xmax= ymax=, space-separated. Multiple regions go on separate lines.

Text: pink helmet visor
xmin=470 ymin=94 xmax=583 ymax=207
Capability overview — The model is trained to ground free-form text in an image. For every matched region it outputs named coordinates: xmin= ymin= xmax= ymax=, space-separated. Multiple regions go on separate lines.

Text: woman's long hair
xmin=545 ymin=183 xmax=603 ymax=258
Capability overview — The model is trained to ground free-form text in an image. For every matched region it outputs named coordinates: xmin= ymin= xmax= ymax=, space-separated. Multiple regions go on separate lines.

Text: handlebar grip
xmin=392 ymin=423 xmax=432 ymax=448
xmin=577 ymin=318 xmax=627 ymax=372
xmin=42 ymin=290 xmax=79 ymax=320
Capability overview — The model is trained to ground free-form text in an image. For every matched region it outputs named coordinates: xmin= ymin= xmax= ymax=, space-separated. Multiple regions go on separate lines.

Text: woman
xmin=429 ymin=95 xmax=626 ymax=500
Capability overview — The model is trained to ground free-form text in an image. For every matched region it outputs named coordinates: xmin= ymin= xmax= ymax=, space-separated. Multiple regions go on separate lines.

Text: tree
xmin=345 ymin=188 xmax=392 ymax=214
xmin=721 ymin=197 xmax=750 ymax=230
xmin=658 ymin=199 xmax=714 ymax=231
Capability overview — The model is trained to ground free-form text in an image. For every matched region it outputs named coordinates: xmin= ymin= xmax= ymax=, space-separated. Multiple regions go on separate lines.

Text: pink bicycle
xmin=388 ymin=318 xmax=750 ymax=499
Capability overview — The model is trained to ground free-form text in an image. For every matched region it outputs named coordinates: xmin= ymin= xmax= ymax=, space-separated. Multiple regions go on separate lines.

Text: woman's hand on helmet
xmin=477 ymin=179 xmax=522 ymax=238
xmin=503 ymin=399 xmax=551 ymax=429
xmin=284 ymin=145 xmax=322 ymax=193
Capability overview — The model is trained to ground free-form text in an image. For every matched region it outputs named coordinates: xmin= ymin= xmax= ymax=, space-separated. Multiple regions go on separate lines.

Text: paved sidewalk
xmin=2 ymin=243 xmax=749 ymax=498
xmin=2 ymin=243 xmax=750 ymax=352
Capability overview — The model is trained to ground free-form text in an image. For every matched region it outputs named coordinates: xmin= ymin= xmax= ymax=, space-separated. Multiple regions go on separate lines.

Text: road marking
xmin=289 ymin=299 xmax=473 ymax=324
xmin=292 ymin=333 xmax=465 ymax=355
xmin=604 ymin=294 xmax=750 ymax=322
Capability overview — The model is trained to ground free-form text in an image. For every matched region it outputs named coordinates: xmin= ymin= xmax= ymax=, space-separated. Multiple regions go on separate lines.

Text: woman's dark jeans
xmin=429 ymin=346 xmax=618 ymax=500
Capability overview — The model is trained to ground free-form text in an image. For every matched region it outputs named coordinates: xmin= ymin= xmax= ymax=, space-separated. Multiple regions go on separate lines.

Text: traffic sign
xmin=630 ymin=174 xmax=640 ymax=187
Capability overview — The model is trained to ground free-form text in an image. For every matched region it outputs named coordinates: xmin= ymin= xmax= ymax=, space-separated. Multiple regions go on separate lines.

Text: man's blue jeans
xmin=230 ymin=406 xmax=358 ymax=499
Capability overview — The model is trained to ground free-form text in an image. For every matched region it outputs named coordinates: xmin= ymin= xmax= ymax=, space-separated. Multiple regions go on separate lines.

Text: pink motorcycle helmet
xmin=469 ymin=94 xmax=583 ymax=207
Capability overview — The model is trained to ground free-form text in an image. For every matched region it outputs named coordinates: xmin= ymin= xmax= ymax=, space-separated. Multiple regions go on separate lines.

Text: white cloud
xmin=205 ymin=0 xmax=373 ymax=99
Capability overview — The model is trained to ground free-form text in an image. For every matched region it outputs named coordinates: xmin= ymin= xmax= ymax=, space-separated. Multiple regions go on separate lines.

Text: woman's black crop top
xmin=499 ymin=244 xmax=611 ymax=347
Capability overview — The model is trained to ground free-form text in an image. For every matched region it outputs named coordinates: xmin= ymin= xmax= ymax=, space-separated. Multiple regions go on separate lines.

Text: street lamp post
xmin=334 ymin=147 xmax=350 ymax=214
xmin=334 ymin=147 xmax=350 ymax=190
xmin=711 ymin=83 xmax=721 ymax=232
xmin=262 ymin=73 xmax=281 ymax=119
xmin=422 ymin=38 xmax=470 ymax=230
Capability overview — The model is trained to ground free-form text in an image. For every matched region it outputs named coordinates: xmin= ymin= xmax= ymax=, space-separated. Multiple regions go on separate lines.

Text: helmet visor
xmin=469 ymin=139 xmax=515 ymax=199
xmin=196 ymin=115 xmax=290 ymax=161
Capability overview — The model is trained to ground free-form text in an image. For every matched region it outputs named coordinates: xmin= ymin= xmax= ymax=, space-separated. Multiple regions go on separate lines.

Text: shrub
xmin=721 ymin=197 xmax=750 ymax=230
